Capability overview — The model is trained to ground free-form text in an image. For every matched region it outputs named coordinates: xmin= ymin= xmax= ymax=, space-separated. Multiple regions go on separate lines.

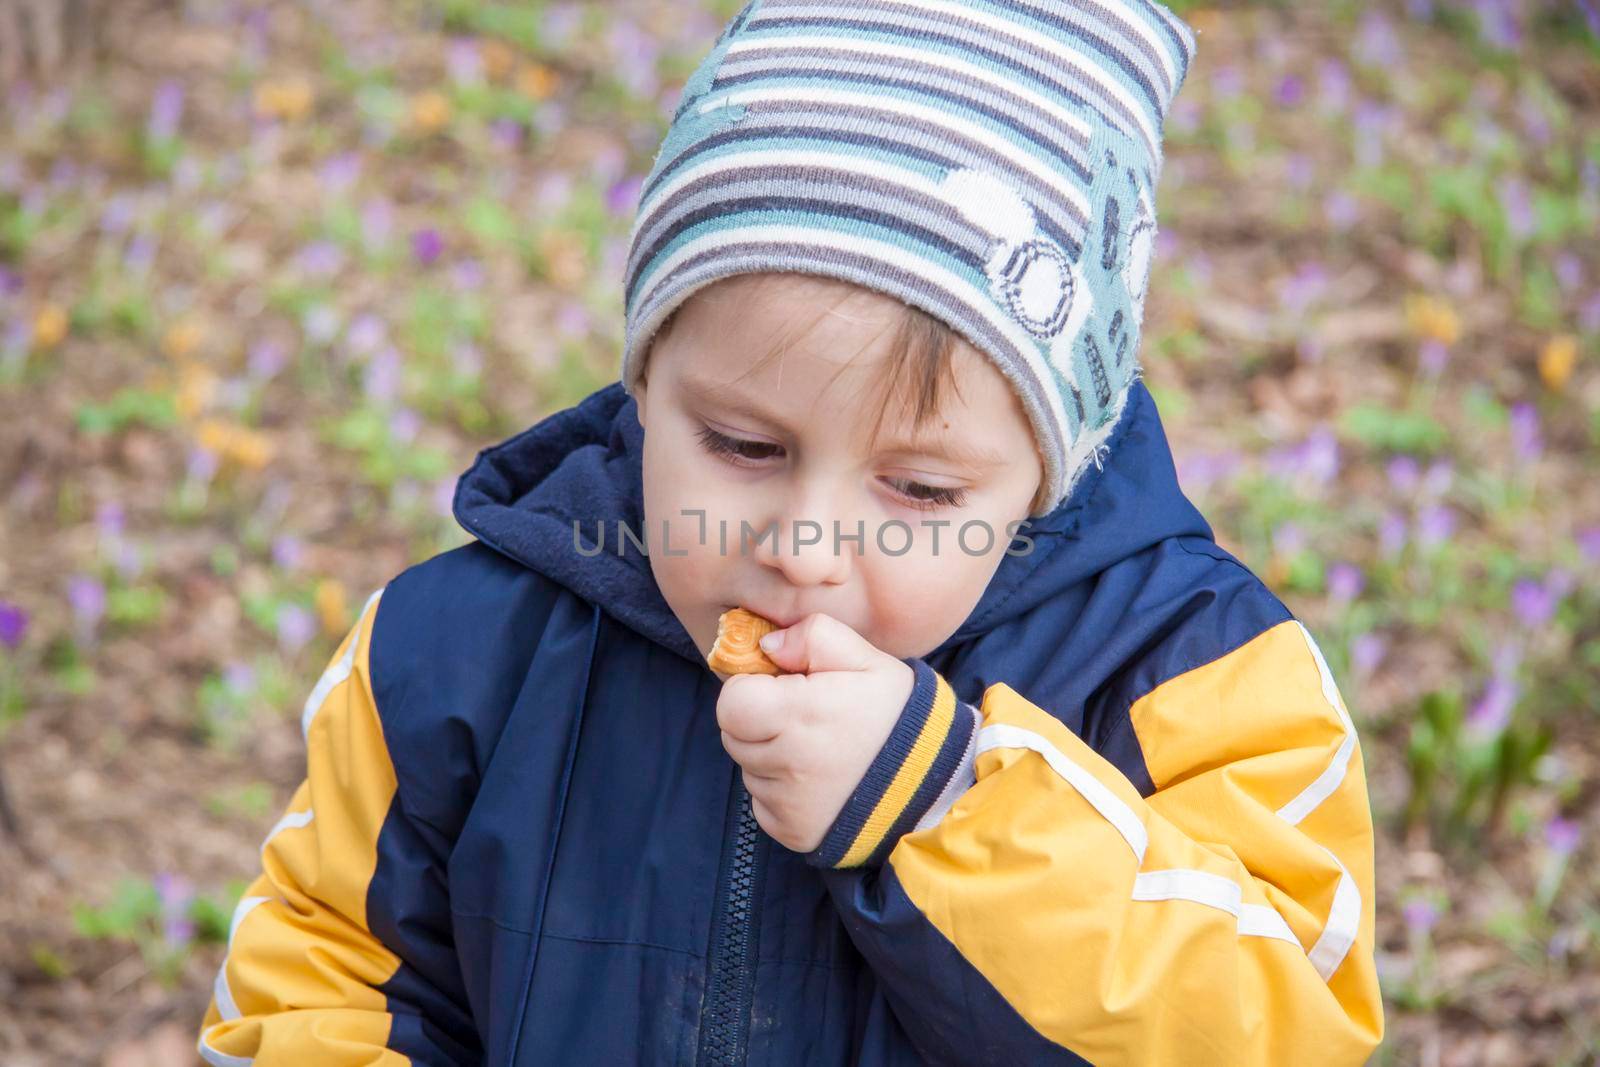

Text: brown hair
xmin=651 ymin=278 xmax=1048 ymax=515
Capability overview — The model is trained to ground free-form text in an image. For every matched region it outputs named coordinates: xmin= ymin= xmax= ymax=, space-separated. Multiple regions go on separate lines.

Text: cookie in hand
xmin=707 ymin=607 xmax=783 ymax=676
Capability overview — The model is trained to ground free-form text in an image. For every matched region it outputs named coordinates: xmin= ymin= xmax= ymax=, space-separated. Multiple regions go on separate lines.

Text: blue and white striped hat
xmin=620 ymin=0 xmax=1198 ymax=517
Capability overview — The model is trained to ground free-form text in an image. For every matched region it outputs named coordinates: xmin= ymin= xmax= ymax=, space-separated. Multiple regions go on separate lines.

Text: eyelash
xmin=694 ymin=426 xmax=969 ymax=511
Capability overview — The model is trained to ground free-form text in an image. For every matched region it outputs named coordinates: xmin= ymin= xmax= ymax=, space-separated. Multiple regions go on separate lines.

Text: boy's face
xmin=633 ymin=273 xmax=1043 ymax=663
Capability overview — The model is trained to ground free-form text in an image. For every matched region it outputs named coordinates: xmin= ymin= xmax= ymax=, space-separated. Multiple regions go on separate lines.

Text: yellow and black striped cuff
xmin=804 ymin=659 xmax=979 ymax=869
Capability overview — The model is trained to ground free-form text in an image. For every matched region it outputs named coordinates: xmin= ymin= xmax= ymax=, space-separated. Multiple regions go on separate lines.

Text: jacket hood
xmin=453 ymin=379 xmax=1213 ymax=669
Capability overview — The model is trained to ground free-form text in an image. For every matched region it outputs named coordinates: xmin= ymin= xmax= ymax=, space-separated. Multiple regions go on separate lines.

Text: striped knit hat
xmin=619 ymin=0 xmax=1197 ymax=517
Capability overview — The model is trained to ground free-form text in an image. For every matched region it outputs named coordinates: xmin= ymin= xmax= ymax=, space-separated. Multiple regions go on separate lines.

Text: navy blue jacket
xmin=198 ymin=380 xmax=1383 ymax=1065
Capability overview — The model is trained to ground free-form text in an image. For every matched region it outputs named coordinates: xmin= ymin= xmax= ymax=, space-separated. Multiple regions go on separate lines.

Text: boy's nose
xmin=754 ymin=494 xmax=856 ymax=589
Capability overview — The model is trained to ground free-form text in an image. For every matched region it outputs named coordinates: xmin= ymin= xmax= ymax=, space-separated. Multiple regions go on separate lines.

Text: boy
xmin=198 ymin=1 xmax=1384 ymax=1064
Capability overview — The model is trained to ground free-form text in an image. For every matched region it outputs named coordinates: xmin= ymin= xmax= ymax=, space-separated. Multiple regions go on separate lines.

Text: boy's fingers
xmin=763 ymin=612 xmax=879 ymax=675
xmin=715 ymin=674 xmax=787 ymax=742
xmin=721 ymin=731 xmax=784 ymax=776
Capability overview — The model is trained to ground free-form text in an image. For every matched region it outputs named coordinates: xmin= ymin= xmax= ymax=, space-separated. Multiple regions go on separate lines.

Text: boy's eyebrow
xmin=678 ymin=372 xmax=1007 ymax=470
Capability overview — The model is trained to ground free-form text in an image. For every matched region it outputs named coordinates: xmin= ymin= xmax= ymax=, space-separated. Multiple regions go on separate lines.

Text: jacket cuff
xmin=803 ymin=658 xmax=981 ymax=870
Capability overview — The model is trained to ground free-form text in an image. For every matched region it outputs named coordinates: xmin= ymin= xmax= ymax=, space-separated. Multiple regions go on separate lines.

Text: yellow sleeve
xmin=822 ymin=619 xmax=1384 ymax=1065
xmin=196 ymin=588 xmax=475 ymax=1065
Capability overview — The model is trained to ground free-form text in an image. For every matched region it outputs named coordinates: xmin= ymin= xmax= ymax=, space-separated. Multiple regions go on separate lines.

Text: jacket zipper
xmin=697 ymin=776 xmax=766 ymax=1065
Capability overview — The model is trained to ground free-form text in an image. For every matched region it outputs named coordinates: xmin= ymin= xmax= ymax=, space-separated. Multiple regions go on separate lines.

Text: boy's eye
xmin=697 ymin=425 xmax=969 ymax=510
xmin=697 ymin=425 xmax=783 ymax=463
xmin=883 ymin=477 xmax=968 ymax=511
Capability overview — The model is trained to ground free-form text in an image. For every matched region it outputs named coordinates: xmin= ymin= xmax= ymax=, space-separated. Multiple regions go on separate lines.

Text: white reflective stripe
xmin=978 ymin=689 xmax=1364 ymax=980
xmin=196 ymin=1033 xmax=252 ymax=1067
xmin=914 ymin=702 xmax=982 ymax=833
xmin=262 ymin=807 xmax=313 ymax=851
xmin=211 ymin=962 xmax=241 ymax=1022
xmin=976 ymin=723 xmax=1148 ymax=862
xmin=1133 ymin=869 xmax=1300 ymax=947
xmin=1307 ymin=846 xmax=1362 ymax=981
xmin=1276 ymin=621 xmax=1357 ymax=826
xmin=300 ymin=588 xmax=384 ymax=741
xmin=227 ymin=894 xmax=272 ymax=947
xmin=196 ymin=893 xmax=273 ymax=1065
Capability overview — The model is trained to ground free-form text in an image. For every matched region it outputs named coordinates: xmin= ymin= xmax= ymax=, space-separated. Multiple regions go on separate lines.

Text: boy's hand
xmin=714 ymin=613 xmax=914 ymax=854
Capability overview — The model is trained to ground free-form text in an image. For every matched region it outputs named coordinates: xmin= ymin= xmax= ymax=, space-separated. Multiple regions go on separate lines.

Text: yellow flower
xmin=254 ymin=77 xmax=315 ymax=122
xmin=481 ymin=39 xmax=516 ymax=81
xmin=195 ymin=419 xmax=276 ymax=470
xmin=315 ymin=579 xmax=349 ymax=637
xmin=410 ymin=90 xmax=453 ymax=134
xmin=517 ymin=62 xmax=559 ymax=101
xmin=176 ymin=364 xmax=217 ymax=421
xmin=1538 ymin=334 xmax=1577 ymax=392
xmin=537 ymin=229 xmax=588 ymax=289
xmin=32 ymin=304 xmax=68 ymax=349
xmin=163 ymin=315 xmax=205 ymax=361
xmin=1405 ymin=294 xmax=1461 ymax=346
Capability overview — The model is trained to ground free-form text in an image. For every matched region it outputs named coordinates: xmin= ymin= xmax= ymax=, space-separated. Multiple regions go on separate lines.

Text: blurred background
xmin=0 ymin=0 xmax=1597 ymax=1063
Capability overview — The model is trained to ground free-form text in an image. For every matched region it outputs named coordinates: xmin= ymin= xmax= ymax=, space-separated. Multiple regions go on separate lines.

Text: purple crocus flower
xmin=147 ymin=80 xmax=185 ymax=141
xmin=67 ymin=575 xmax=106 ymax=637
xmin=295 ymin=240 xmax=346 ymax=278
xmin=272 ymin=535 xmax=304 ymax=571
xmin=319 ymin=151 xmax=362 ymax=195
xmin=1324 ymin=190 xmax=1360 ymax=231
xmin=1211 ymin=64 xmax=1243 ymax=100
xmin=154 ymin=872 xmax=196 ymax=949
xmin=1379 ymin=511 xmax=1408 ymax=558
xmin=96 ymin=502 xmax=125 ymax=542
xmin=1511 ymin=576 xmax=1558 ymax=628
xmin=1582 ymin=292 xmax=1600 ymax=335
xmin=223 ymin=661 xmax=256 ymax=697
xmin=1356 ymin=11 xmax=1402 ymax=67
xmin=1466 ymin=672 xmax=1518 ymax=737
xmin=276 ymin=604 xmax=316 ymax=655
xmin=451 ymin=258 xmax=486 ymax=291
xmin=1406 ymin=0 xmax=1435 ymax=18
xmin=345 ymin=313 xmax=387 ymax=359
xmin=1327 ymin=562 xmax=1365 ymax=605
xmin=543 ymin=2 xmax=584 ymax=49
xmin=1499 ymin=177 xmax=1535 ymax=241
xmin=1402 ymin=897 xmax=1441 ymax=935
xmin=446 ymin=37 xmax=483 ymax=86
xmin=187 ymin=445 xmax=219 ymax=485
xmin=0 ymin=264 xmax=20 ymax=298
xmin=364 ymin=346 xmax=402 ymax=404
xmin=605 ymin=175 xmax=644 ymax=219
xmin=490 ymin=118 xmax=525 ymax=152
xmin=99 ymin=193 xmax=137 ymax=235
xmin=302 ymin=304 xmax=343 ymax=347
xmin=411 ymin=228 xmax=444 ymax=266
xmin=1273 ymin=74 xmax=1305 ymax=109
xmin=555 ymin=301 xmax=590 ymax=340
xmin=1553 ymin=252 xmax=1583 ymax=294
xmin=1317 ymin=60 xmax=1351 ymax=115
xmin=247 ymin=339 xmax=289 ymax=381
xmin=1509 ymin=402 xmax=1542 ymax=462
xmin=1544 ymin=817 xmax=1581 ymax=857
xmin=1386 ymin=455 xmax=1421 ymax=494
xmin=1350 ymin=632 xmax=1386 ymax=677
xmin=534 ymin=171 xmax=574 ymax=212
xmin=124 ymin=234 xmax=157 ymax=274
xmin=0 ymin=602 xmax=27 ymax=650
xmin=433 ymin=476 xmax=458 ymax=520
xmin=1416 ymin=505 xmax=1457 ymax=549
xmin=1422 ymin=459 xmax=1453 ymax=497
xmin=1578 ymin=525 xmax=1600 ymax=564
xmin=1418 ymin=339 xmax=1450 ymax=376
xmin=360 ymin=196 xmax=394 ymax=251
xmin=1474 ymin=0 xmax=1523 ymax=50
xmin=1273 ymin=521 xmax=1305 ymax=558
xmin=389 ymin=407 xmax=421 ymax=443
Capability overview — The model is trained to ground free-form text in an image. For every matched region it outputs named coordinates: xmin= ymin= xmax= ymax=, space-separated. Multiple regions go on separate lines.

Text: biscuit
xmin=707 ymin=607 xmax=782 ymax=675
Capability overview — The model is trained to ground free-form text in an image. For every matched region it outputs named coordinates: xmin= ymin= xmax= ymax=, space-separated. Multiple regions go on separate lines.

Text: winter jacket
xmin=197 ymin=379 xmax=1385 ymax=1065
